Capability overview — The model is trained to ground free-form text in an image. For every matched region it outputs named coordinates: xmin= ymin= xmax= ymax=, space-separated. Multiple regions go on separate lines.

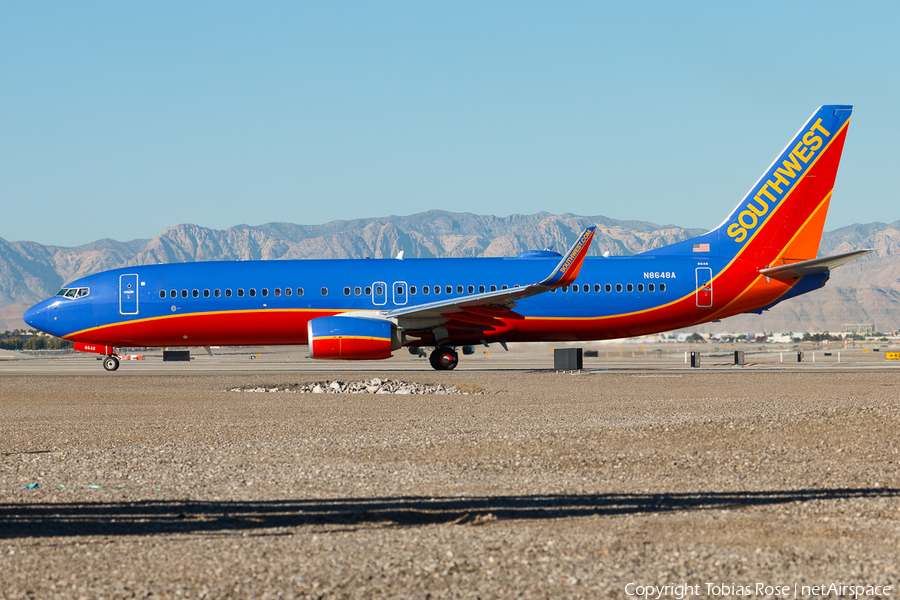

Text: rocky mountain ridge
xmin=1 ymin=211 xmax=896 ymax=333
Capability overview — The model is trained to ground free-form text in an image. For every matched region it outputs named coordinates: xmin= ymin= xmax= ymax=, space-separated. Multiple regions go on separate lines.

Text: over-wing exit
xmin=25 ymin=106 xmax=871 ymax=371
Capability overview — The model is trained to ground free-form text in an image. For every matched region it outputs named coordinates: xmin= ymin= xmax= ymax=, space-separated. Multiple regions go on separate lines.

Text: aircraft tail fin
xmin=643 ymin=105 xmax=852 ymax=263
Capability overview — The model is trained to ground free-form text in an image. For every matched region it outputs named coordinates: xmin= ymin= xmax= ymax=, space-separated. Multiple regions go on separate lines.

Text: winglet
xmin=539 ymin=227 xmax=596 ymax=287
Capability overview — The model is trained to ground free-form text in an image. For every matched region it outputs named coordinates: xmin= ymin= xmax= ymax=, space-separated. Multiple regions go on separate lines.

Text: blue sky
xmin=2 ymin=1 xmax=899 ymax=247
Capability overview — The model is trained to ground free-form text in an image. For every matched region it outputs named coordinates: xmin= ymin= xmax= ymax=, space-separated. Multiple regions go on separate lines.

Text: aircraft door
xmin=119 ymin=274 xmax=139 ymax=315
xmin=695 ymin=267 xmax=713 ymax=308
xmin=372 ymin=281 xmax=387 ymax=306
xmin=393 ymin=281 xmax=408 ymax=306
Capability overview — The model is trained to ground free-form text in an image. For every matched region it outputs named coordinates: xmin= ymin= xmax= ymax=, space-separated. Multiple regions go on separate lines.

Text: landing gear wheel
xmin=103 ymin=356 xmax=120 ymax=372
xmin=429 ymin=347 xmax=459 ymax=371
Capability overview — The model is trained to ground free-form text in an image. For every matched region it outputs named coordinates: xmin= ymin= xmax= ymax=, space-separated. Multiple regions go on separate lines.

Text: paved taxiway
xmin=2 ymin=353 xmax=899 ymax=598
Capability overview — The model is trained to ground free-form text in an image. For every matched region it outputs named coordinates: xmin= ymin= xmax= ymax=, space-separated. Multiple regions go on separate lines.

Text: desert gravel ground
xmin=1 ymin=367 xmax=899 ymax=599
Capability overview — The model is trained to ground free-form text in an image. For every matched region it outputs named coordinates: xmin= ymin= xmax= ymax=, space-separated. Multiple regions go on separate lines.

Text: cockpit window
xmin=57 ymin=287 xmax=90 ymax=299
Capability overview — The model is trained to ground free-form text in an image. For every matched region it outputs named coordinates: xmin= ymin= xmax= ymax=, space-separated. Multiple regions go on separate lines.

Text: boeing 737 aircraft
xmin=25 ymin=105 xmax=870 ymax=371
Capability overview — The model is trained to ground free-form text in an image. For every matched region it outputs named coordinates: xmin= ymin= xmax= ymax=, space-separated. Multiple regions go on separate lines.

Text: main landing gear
xmin=102 ymin=355 xmax=120 ymax=372
xmin=429 ymin=347 xmax=459 ymax=370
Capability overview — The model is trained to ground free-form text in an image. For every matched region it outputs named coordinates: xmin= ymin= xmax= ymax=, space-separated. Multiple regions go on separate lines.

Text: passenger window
xmin=249 ymin=289 xmax=256 ymax=297
xmin=490 ymin=285 xmax=497 ymax=292
xmin=422 ymin=286 xmax=429 ymax=295
xmin=445 ymin=285 xmax=452 ymax=294
xmin=203 ymin=289 xmax=210 ymax=298
xmin=583 ymin=284 xmax=589 ymax=293
xmin=225 ymin=289 xmax=232 ymax=297
xmin=261 ymin=288 xmax=268 ymax=297
xmin=344 ymin=287 xmax=351 ymax=296
xmin=396 ymin=285 xmax=403 ymax=295
xmin=159 ymin=290 xmax=166 ymax=299
xmin=456 ymin=285 xmax=463 ymax=294
xmin=615 ymin=284 xmax=623 ymax=293
xmin=627 ymin=284 xmax=634 ymax=292
xmin=274 ymin=288 xmax=281 ymax=297
xmin=321 ymin=287 xmax=328 ymax=296
xmin=467 ymin=285 xmax=474 ymax=294
xmin=502 ymin=285 xmax=508 ymax=290
xmin=562 ymin=286 xmax=569 ymax=293
xmin=605 ymin=284 xmax=612 ymax=293
xmin=594 ymin=284 xmax=601 ymax=293
xmin=285 ymin=288 xmax=292 ymax=297
xmin=192 ymin=289 xmax=199 ymax=298
xmin=572 ymin=285 xmax=579 ymax=293
xmin=476 ymin=285 xmax=483 ymax=293
xmin=365 ymin=286 xmax=371 ymax=295
xmin=375 ymin=285 xmax=383 ymax=295
xmin=660 ymin=283 xmax=666 ymax=292
xmin=214 ymin=289 xmax=221 ymax=298
xmin=237 ymin=289 xmax=245 ymax=297
xmin=181 ymin=290 xmax=188 ymax=298
xmin=434 ymin=285 xmax=441 ymax=295
xmin=551 ymin=288 xmax=557 ymax=293
xmin=170 ymin=289 xmax=177 ymax=298
xmin=637 ymin=283 xmax=644 ymax=292
xmin=297 ymin=288 xmax=304 ymax=296
xmin=354 ymin=286 xmax=361 ymax=296
xmin=649 ymin=283 xmax=655 ymax=292
xmin=410 ymin=286 xmax=416 ymax=295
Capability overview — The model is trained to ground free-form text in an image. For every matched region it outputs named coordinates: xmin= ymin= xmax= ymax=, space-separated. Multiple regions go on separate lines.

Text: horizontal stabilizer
xmin=758 ymin=250 xmax=873 ymax=279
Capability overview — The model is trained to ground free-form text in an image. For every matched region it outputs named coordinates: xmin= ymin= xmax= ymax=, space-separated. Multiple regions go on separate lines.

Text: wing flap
xmin=440 ymin=311 xmax=507 ymax=328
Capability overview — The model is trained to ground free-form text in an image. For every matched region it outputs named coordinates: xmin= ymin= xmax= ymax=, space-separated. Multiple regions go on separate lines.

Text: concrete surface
xmin=1 ymin=354 xmax=899 ymax=599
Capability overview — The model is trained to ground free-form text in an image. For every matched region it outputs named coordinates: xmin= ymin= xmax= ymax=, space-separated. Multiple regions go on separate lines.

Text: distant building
xmin=842 ymin=323 xmax=875 ymax=334
xmin=767 ymin=333 xmax=794 ymax=344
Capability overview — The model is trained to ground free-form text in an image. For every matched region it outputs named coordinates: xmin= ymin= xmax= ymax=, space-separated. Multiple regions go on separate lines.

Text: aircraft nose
xmin=23 ymin=300 xmax=50 ymax=333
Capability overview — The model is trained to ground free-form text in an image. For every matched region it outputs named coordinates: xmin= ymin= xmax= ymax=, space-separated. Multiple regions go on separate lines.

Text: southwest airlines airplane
xmin=25 ymin=105 xmax=870 ymax=371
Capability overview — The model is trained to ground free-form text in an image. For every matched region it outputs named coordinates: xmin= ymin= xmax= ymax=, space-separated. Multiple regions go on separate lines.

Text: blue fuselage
xmin=25 ymin=254 xmax=729 ymax=347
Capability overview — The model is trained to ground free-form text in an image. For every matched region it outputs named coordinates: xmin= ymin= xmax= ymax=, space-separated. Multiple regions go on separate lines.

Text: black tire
xmin=429 ymin=348 xmax=458 ymax=371
xmin=103 ymin=356 xmax=120 ymax=372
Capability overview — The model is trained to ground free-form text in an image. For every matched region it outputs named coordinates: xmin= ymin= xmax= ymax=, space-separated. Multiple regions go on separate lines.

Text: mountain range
xmin=1 ymin=210 xmax=897 ymax=334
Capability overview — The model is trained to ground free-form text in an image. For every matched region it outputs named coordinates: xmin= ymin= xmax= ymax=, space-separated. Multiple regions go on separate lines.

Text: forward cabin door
xmin=119 ymin=274 xmax=139 ymax=315
xmin=695 ymin=267 xmax=713 ymax=308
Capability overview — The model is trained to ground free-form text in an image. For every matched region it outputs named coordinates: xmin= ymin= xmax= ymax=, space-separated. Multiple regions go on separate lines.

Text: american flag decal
xmin=692 ymin=243 xmax=710 ymax=253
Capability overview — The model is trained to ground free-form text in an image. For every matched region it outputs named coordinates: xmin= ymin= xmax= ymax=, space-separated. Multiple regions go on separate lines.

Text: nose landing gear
xmin=102 ymin=355 xmax=120 ymax=371
xmin=429 ymin=347 xmax=459 ymax=370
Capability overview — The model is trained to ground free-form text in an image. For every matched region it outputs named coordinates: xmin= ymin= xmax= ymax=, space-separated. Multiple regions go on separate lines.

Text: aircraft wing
xmin=758 ymin=249 xmax=873 ymax=279
xmin=384 ymin=227 xmax=596 ymax=328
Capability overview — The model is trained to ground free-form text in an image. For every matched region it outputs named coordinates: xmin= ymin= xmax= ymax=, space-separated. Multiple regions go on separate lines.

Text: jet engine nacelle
xmin=307 ymin=316 xmax=401 ymax=360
